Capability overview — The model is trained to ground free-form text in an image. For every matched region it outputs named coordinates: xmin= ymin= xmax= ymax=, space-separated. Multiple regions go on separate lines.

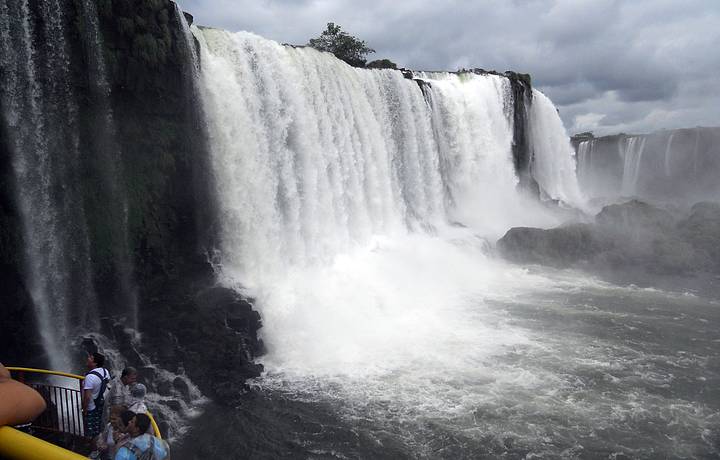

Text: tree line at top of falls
xmin=302 ymin=22 xmax=535 ymax=86
xmin=306 ymin=22 xmax=396 ymax=69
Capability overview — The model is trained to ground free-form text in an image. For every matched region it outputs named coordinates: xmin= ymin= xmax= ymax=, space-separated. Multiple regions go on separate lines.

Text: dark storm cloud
xmin=177 ymin=0 xmax=720 ymax=135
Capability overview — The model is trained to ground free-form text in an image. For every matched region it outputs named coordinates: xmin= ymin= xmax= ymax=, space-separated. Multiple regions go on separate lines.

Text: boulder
xmin=498 ymin=200 xmax=720 ymax=275
xmin=497 ymin=223 xmax=602 ymax=267
xmin=677 ymin=202 xmax=720 ymax=271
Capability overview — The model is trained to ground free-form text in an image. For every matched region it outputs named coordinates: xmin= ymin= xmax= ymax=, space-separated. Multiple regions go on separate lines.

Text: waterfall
xmin=664 ymin=131 xmax=676 ymax=176
xmin=576 ymin=140 xmax=592 ymax=187
xmin=76 ymin=0 xmax=138 ymax=330
xmin=195 ymin=29 xmax=584 ymax=373
xmin=692 ymin=128 xmax=700 ymax=175
xmin=0 ymin=0 xmax=142 ymax=368
xmin=0 ymin=0 xmax=98 ymax=371
xmin=620 ymin=137 xmax=646 ymax=196
xmin=528 ymin=90 xmax=585 ymax=207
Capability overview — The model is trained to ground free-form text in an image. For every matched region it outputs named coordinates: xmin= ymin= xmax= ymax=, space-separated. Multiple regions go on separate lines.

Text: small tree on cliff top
xmin=307 ymin=23 xmax=375 ymax=67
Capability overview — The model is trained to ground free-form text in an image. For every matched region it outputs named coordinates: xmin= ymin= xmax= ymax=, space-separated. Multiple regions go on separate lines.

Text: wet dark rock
xmin=595 ymin=199 xmax=675 ymax=232
xmin=173 ymin=376 xmax=191 ymax=400
xmin=157 ymin=421 xmax=171 ymax=439
xmin=140 ymin=285 xmax=263 ymax=406
xmin=498 ymin=200 xmax=720 ymax=275
xmin=498 ymin=223 xmax=601 ymax=267
xmin=139 ymin=366 xmax=158 ymax=387
xmin=161 ymin=399 xmax=183 ymax=412
xmin=677 ymin=202 xmax=720 ymax=271
xmin=157 ymin=379 xmax=173 ymax=396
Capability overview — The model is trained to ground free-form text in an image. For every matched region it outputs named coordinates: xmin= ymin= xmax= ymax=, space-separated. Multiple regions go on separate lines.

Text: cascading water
xmin=576 ymin=140 xmax=592 ymax=188
xmin=0 ymin=0 xmax=142 ymax=368
xmin=76 ymin=0 xmax=138 ymax=330
xmin=664 ymin=131 xmax=676 ymax=176
xmin=0 ymin=0 xmax=98 ymax=371
xmin=620 ymin=136 xmax=646 ymax=196
xmin=193 ymin=27 xmax=605 ymax=447
xmin=528 ymin=90 xmax=585 ymax=207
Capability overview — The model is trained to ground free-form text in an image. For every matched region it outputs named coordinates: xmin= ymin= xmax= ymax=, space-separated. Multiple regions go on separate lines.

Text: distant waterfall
xmin=574 ymin=127 xmax=720 ymax=204
xmin=664 ymin=132 xmax=676 ymax=176
xmin=0 ymin=0 xmax=97 ymax=370
xmin=620 ymin=137 xmax=646 ymax=196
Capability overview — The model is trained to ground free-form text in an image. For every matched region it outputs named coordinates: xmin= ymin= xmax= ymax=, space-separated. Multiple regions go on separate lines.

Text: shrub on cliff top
xmin=307 ymin=22 xmax=375 ymax=68
xmin=367 ymin=59 xmax=397 ymax=70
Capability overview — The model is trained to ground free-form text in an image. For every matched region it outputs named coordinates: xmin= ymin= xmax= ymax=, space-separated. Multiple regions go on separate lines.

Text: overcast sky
xmin=178 ymin=0 xmax=720 ymax=136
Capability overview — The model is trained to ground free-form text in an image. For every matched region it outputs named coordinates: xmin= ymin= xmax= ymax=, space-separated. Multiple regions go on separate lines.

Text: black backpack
xmin=86 ymin=369 xmax=110 ymax=408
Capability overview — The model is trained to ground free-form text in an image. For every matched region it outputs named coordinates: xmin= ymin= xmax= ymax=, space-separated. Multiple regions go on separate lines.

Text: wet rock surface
xmin=498 ymin=200 xmax=720 ymax=275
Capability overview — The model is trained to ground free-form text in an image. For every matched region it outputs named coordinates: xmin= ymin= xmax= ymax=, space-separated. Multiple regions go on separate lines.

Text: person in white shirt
xmin=82 ymin=352 xmax=111 ymax=439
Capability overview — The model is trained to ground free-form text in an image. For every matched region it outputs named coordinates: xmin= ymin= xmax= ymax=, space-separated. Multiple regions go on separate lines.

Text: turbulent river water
xmin=176 ymin=268 xmax=720 ymax=458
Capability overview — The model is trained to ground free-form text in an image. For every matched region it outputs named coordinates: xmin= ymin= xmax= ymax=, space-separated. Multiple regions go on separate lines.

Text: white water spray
xmin=194 ymin=28 xmax=586 ymax=419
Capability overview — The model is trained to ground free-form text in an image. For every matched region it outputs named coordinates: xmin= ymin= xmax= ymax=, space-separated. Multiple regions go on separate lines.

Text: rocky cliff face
xmin=0 ymin=0 xmax=262 ymax=409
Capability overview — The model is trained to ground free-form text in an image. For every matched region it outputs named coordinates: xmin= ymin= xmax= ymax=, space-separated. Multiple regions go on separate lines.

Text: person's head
xmin=128 ymin=413 xmax=151 ymax=437
xmin=120 ymin=367 xmax=138 ymax=386
xmin=130 ymin=383 xmax=146 ymax=401
xmin=119 ymin=410 xmax=135 ymax=432
xmin=109 ymin=405 xmax=126 ymax=429
xmin=86 ymin=352 xmax=105 ymax=369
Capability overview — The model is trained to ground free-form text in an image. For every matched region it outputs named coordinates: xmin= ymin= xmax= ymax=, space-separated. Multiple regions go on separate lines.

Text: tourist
xmin=112 ymin=410 xmax=136 ymax=458
xmin=82 ymin=352 xmax=111 ymax=439
xmin=114 ymin=413 xmax=169 ymax=460
xmin=108 ymin=367 xmax=138 ymax=409
xmin=127 ymin=383 xmax=148 ymax=414
xmin=0 ymin=362 xmax=46 ymax=426
xmin=96 ymin=406 xmax=127 ymax=460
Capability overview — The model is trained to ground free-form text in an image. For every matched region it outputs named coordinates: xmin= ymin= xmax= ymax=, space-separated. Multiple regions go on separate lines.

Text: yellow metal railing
xmin=0 ymin=426 xmax=86 ymax=460
xmin=6 ymin=367 xmax=162 ymax=439
xmin=7 ymin=367 xmax=85 ymax=381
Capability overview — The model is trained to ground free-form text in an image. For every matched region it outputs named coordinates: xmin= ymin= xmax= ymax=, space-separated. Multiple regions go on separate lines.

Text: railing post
xmin=78 ymin=378 xmax=85 ymax=437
